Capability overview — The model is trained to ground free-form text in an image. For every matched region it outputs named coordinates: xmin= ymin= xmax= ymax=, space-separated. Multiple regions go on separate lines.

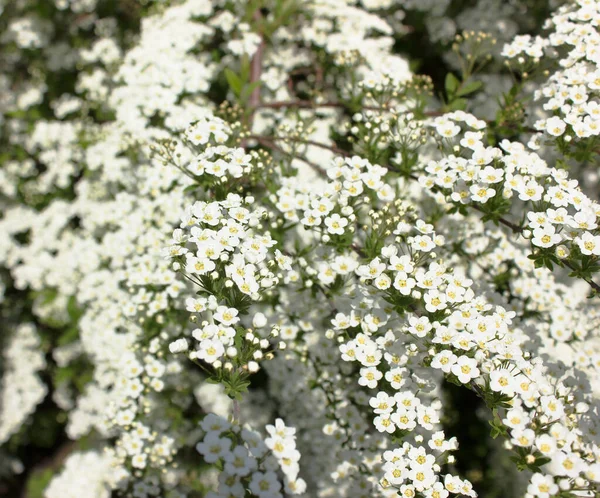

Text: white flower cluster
xmin=0 ymin=324 xmax=47 ymax=445
xmin=196 ymin=414 xmax=306 ymax=498
xmin=167 ymin=190 xmax=283 ymax=371
xmin=44 ymin=450 xmax=116 ymax=498
xmin=423 ymin=111 xmax=600 ymax=276
xmin=2 ymin=0 xmax=600 ymax=497
xmin=502 ymin=0 xmax=600 ymax=142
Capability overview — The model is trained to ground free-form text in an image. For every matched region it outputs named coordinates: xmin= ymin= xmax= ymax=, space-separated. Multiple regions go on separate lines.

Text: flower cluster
xmin=502 ymin=0 xmax=600 ymax=144
xmin=422 ymin=111 xmax=600 ymax=284
xmin=0 ymin=324 xmax=47 ymax=444
xmin=196 ymin=414 xmax=306 ymax=498
xmin=2 ymin=1 xmax=600 ymax=498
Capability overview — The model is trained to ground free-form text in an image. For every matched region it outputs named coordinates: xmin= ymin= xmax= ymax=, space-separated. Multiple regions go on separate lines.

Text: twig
xmin=232 ymin=399 xmax=240 ymax=425
xmin=247 ymin=134 xmax=351 ymax=157
xmin=253 ymin=136 xmax=327 ymax=177
xmin=241 ymin=9 xmax=265 ymax=149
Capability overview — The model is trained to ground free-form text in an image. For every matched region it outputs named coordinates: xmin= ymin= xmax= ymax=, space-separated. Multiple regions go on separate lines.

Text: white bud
xmin=248 ymin=361 xmax=259 ymax=373
xmin=252 ymin=312 xmax=267 ymax=328
xmin=169 ymin=338 xmax=188 ymax=354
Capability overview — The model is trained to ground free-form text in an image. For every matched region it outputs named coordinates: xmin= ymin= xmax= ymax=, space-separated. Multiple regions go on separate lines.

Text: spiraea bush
xmin=1 ymin=1 xmax=600 ymax=498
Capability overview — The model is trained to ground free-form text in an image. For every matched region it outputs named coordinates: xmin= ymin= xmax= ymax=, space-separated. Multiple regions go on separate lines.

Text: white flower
xmin=214 ymin=305 xmax=240 ymax=326
xmin=545 ymin=116 xmax=566 ymax=136
xmin=489 ymin=368 xmax=515 ymax=396
xmin=535 ymin=434 xmax=557 ymax=457
xmin=394 ymin=272 xmax=416 ymax=295
xmin=324 ymin=213 xmax=348 ymax=235
xmin=248 ymin=471 xmax=282 ymax=497
xmin=223 ymin=445 xmax=257 ymax=476
xmin=527 ymin=473 xmax=558 ymax=498
xmin=200 ymin=414 xmax=231 ymax=434
xmin=531 ymin=224 xmax=561 ymax=248
xmin=470 ymin=184 xmax=496 ymax=203
xmin=197 ymin=339 xmax=225 ymax=364
xmin=431 ymin=350 xmax=457 ymax=373
xmin=576 ymin=232 xmax=600 ymax=255
xmin=436 ymin=121 xmax=461 ymax=138
xmin=450 ymin=356 xmax=480 ymax=384
xmin=196 ymin=432 xmax=231 ymax=463
xmin=358 ymin=366 xmax=382 ymax=388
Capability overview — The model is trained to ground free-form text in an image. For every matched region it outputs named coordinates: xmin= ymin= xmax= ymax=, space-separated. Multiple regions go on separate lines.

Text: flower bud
xmin=252 ymin=312 xmax=267 ymax=328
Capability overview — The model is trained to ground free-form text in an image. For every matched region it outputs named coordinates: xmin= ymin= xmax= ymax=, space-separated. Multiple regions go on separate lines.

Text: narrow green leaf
xmin=240 ymin=81 xmax=262 ymax=103
xmin=456 ymin=80 xmax=483 ymax=97
xmin=224 ymin=68 xmax=243 ymax=97
xmin=445 ymin=73 xmax=460 ymax=96
xmin=448 ymin=98 xmax=467 ymax=111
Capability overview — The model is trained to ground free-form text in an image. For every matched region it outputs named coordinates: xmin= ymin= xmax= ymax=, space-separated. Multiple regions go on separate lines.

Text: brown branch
xmin=470 ymin=204 xmax=524 ymax=233
xmin=254 ymin=100 xmax=444 ymax=116
xmin=254 ymin=100 xmax=384 ymax=111
xmin=247 ymin=134 xmax=351 ymax=157
xmin=248 ymin=44 xmax=264 ymax=111
xmin=561 ymin=260 xmax=600 ymax=294
xmin=241 ymin=10 xmax=265 ymax=150
xmin=252 ymin=135 xmax=327 ymax=177
xmin=248 ymin=7 xmax=264 ymax=108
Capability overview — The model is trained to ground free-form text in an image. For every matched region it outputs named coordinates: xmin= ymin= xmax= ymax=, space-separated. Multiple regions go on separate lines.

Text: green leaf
xmin=67 ymin=296 xmax=83 ymax=322
xmin=448 ymin=98 xmax=467 ymax=111
xmin=456 ymin=80 xmax=483 ymax=97
xmin=25 ymin=468 xmax=55 ymax=498
xmin=445 ymin=73 xmax=460 ymax=96
xmin=224 ymin=68 xmax=243 ymax=97
xmin=240 ymin=80 xmax=262 ymax=104
xmin=240 ymin=54 xmax=251 ymax=84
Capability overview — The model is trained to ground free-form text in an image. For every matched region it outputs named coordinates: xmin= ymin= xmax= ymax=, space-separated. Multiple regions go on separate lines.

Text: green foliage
xmin=25 ymin=468 xmax=56 ymax=498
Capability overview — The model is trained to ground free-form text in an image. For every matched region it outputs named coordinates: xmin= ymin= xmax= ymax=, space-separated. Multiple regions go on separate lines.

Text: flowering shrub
xmin=1 ymin=1 xmax=600 ymax=497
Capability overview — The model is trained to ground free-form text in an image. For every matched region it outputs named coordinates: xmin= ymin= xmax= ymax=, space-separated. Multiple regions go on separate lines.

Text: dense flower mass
xmin=1 ymin=0 xmax=600 ymax=497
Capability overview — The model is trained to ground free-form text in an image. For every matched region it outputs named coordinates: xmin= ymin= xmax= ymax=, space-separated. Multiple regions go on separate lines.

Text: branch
xmin=561 ymin=260 xmax=600 ymax=294
xmin=247 ymin=134 xmax=351 ymax=157
xmin=254 ymin=100 xmax=444 ymax=117
xmin=252 ymin=135 xmax=327 ymax=177
xmin=244 ymin=9 xmax=265 ymax=133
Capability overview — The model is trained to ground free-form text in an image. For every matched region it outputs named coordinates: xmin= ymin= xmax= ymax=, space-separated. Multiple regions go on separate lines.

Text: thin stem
xmin=232 ymin=399 xmax=241 ymax=425
xmin=253 ymin=135 xmax=327 ymax=177
xmin=247 ymin=134 xmax=351 ymax=157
